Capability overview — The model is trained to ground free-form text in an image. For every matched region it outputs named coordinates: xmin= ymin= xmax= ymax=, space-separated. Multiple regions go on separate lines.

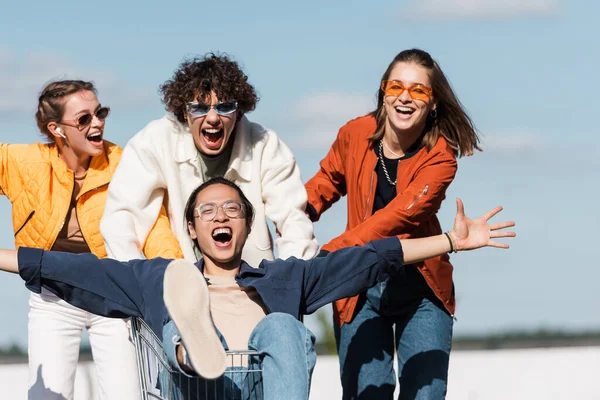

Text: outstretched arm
xmin=299 ymin=199 xmax=515 ymax=314
xmin=0 ymin=249 xmax=17 ymax=273
xmin=400 ymin=198 xmax=515 ymax=264
xmin=0 ymin=247 xmax=171 ymax=323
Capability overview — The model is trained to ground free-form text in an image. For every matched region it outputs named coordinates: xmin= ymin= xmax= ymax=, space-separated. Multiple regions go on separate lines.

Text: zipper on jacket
xmin=362 ymin=170 xmax=376 ymax=221
xmin=14 ymin=210 xmax=35 ymax=238
xmin=406 ymin=184 xmax=429 ymax=210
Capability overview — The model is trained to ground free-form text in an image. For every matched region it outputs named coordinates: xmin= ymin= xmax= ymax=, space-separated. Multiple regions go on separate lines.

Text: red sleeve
xmin=322 ymin=152 xmax=457 ymax=252
xmin=304 ymin=125 xmax=350 ymax=221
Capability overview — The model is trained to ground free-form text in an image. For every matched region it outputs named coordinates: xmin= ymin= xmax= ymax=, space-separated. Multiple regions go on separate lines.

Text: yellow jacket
xmin=0 ymin=140 xmax=182 ymax=259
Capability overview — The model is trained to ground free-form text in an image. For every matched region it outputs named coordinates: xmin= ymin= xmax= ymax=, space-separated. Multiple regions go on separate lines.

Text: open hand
xmin=448 ymin=199 xmax=516 ymax=252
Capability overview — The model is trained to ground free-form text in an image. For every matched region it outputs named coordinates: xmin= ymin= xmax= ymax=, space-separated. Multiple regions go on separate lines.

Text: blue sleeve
xmin=300 ymin=237 xmax=404 ymax=314
xmin=18 ymin=247 xmax=170 ymax=320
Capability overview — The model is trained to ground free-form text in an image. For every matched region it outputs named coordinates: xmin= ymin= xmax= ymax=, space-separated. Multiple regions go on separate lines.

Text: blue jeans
xmin=163 ymin=313 xmax=316 ymax=400
xmin=335 ymin=267 xmax=453 ymax=400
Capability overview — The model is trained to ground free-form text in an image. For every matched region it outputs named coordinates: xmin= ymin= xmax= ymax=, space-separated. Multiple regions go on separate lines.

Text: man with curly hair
xmin=100 ymin=53 xmax=318 ymax=265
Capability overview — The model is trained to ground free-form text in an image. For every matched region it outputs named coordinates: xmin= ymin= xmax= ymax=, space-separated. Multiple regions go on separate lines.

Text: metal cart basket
xmin=131 ymin=317 xmax=263 ymax=400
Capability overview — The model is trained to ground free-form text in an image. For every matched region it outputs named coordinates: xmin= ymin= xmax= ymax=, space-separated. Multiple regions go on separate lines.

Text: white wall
xmin=1 ymin=347 xmax=599 ymax=399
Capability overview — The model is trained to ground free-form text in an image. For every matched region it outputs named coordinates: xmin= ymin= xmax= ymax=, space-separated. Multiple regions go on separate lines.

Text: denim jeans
xmin=163 ymin=312 xmax=316 ymax=400
xmin=334 ymin=267 xmax=453 ymax=400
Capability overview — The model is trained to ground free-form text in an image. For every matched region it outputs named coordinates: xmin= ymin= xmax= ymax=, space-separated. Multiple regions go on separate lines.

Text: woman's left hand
xmin=448 ymin=198 xmax=516 ymax=252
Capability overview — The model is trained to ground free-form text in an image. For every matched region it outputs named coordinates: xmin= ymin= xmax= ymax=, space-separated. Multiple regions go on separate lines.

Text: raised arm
xmin=101 ymin=133 xmax=181 ymax=260
xmin=299 ymin=199 xmax=515 ymax=314
xmin=261 ymin=132 xmax=318 ymax=260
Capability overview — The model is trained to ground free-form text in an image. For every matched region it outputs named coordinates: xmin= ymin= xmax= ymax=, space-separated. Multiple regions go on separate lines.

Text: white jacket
xmin=100 ymin=114 xmax=318 ymax=265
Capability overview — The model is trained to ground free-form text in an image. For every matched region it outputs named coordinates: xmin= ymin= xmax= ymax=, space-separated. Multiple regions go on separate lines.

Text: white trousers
xmin=27 ymin=290 xmax=140 ymax=400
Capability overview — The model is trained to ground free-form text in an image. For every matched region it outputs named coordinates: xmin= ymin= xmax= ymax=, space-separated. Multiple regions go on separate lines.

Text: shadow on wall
xmin=28 ymin=365 xmax=68 ymax=400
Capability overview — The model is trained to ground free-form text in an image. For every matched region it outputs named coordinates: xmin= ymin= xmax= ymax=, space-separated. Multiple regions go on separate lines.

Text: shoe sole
xmin=163 ymin=259 xmax=226 ymax=379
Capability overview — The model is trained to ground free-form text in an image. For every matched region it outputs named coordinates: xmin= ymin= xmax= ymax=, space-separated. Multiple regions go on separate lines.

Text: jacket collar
xmin=172 ymin=114 xmax=253 ymax=182
xmin=48 ymin=142 xmax=115 ymax=197
xmin=193 ymin=258 xmax=267 ymax=281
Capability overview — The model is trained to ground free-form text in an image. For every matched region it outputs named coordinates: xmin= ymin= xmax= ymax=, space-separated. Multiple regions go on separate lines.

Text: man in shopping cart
xmin=0 ymin=177 xmax=515 ymax=399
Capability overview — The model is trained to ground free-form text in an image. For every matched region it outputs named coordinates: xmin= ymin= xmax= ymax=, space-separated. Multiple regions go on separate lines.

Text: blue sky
xmin=0 ymin=0 xmax=598 ymax=346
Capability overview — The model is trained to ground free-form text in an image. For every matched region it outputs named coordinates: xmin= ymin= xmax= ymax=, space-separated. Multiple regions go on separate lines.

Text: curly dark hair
xmin=160 ymin=53 xmax=259 ymax=123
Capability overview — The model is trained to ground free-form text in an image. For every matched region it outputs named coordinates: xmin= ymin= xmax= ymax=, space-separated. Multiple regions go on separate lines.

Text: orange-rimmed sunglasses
xmin=381 ymin=80 xmax=433 ymax=102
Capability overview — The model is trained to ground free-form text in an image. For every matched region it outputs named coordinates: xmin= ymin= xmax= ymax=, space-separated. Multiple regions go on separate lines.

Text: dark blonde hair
xmin=370 ymin=49 xmax=481 ymax=157
xmin=35 ymin=80 xmax=97 ymax=142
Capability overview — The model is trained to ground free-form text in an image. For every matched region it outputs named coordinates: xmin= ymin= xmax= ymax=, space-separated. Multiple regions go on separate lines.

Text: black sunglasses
xmin=60 ymin=106 xmax=110 ymax=129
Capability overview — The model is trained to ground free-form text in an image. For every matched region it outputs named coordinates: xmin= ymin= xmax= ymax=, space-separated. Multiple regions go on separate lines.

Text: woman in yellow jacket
xmin=0 ymin=80 xmax=181 ymax=399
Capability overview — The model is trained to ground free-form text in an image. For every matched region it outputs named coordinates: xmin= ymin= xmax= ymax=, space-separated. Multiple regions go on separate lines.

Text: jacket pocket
xmin=14 ymin=210 xmax=35 ymax=238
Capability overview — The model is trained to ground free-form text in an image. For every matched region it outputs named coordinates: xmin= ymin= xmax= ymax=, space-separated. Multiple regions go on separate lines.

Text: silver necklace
xmin=378 ymin=141 xmax=397 ymax=186
xmin=382 ymin=137 xmax=402 ymax=158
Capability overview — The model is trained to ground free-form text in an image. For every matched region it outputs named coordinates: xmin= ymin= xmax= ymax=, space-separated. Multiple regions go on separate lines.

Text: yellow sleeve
xmin=142 ymin=204 xmax=184 ymax=259
xmin=0 ymin=143 xmax=20 ymax=199
xmin=0 ymin=143 xmax=10 ymax=196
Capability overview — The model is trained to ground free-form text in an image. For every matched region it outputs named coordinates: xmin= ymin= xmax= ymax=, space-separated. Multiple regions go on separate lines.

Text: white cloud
xmin=406 ymin=0 xmax=560 ymax=19
xmin=291 ymin=92 xmax=376 ymax=150
xmin=479 ymin=132 xmax=542 ymax=153
xmin=0 ymin=49 xmax=153 ymax=116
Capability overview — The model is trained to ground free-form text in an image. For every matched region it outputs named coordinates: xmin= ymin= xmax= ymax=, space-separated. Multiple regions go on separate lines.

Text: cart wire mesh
xmin=131 ymin=317 xmax=263 ymax=400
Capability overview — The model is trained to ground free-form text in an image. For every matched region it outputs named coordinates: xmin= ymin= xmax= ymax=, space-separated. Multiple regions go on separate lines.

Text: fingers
xmin=490 ymin=231 xmax=516 ymax=238
xmin=483 ymin=206 xmax=503 ymax=221
xmin=489 ymin=221 xmax=515 ymax=231
xmin=456 ymin=198 xmax=465 ymax=217
xmin=488 ymin=240 xmax=510 ymax=249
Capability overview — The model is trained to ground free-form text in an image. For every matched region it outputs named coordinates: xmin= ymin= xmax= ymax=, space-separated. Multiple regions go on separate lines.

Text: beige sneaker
xmin=163 ymin=259 xmax=226 ymax=379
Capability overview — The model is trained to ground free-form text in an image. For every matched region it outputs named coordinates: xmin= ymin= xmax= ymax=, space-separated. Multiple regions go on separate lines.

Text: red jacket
xmin=305 ymin=115 xmax=458 ymax=325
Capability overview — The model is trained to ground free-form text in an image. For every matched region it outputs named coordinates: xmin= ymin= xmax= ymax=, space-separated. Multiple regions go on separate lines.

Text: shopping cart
xmin=131 ymin=317 xmax=263 ymax=400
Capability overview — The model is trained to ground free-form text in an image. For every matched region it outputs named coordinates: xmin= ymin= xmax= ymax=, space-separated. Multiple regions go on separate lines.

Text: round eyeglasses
xmin=194 ymin=200 xmax=245 ymax=221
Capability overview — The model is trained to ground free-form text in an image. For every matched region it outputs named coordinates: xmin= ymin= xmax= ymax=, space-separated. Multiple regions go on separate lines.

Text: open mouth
xmin=87 ymin=132 xmax=103 ymax=143
xmin=394 ymin=106 xmax=415 ymax=116
xmin=212 ymin=227 xmax=232 ymax=246
xmin=202 ymin=128 xmax=224 ymax=148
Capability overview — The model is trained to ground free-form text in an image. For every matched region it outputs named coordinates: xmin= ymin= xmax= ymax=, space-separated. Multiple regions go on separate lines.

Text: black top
xmin=372 ymin=140 xmax=420 ymax=213
xmin=372 ymin=140 xmax=435 ymax=302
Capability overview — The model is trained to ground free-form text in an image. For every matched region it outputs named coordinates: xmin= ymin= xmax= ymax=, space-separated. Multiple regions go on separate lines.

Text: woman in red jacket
xmin=305 ymin=49 xmax=481 ymax=399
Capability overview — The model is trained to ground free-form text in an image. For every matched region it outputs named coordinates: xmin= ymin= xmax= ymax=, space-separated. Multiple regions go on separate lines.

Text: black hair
xmin=184 ymin=177 xmax=255 ymax=250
